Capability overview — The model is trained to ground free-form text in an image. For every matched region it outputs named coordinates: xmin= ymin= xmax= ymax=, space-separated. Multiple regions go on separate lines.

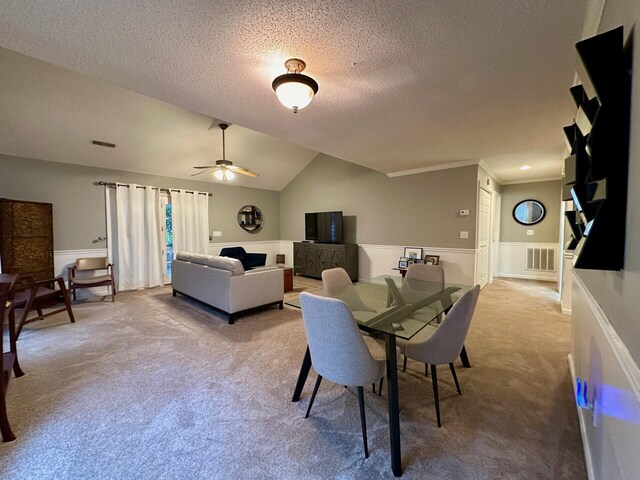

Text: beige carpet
xmin=0 ymin=278 xmax=586 ymax=479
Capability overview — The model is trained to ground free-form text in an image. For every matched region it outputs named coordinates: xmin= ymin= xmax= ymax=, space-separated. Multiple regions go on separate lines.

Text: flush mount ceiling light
xmin=520 ymin=165 xmax=532 ymax=171
xmin=272 ymin=58 xmax=319 ymax=113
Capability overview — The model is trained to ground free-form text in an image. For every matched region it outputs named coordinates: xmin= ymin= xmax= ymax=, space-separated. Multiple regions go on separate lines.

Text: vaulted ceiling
xmin=0 ymin=1 xmax=587 ymax=189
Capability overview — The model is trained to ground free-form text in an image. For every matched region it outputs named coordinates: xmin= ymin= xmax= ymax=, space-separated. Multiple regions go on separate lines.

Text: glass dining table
xmin=289 ymin=275 xmax=473 ymax=477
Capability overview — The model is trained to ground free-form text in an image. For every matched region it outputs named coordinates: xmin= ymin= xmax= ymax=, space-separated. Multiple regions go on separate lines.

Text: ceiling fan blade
xmin=227 ymin=165 xmax=259 ymax=177
xmin=191 ymin=168 xmax=216 ymax=177
xmin=193 ymin=165 xmax=217 ymax=169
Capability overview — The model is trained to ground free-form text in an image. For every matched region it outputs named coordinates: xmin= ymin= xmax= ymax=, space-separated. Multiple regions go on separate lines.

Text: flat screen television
xmin=305 ymin=211 xmax=343 ymax=243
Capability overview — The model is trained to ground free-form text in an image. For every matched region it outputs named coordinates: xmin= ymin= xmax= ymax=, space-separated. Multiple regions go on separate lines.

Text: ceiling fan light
xmin=214 ymin=169 xmax=225 ymax=180
xmin=272 ymin=59 xmax=319 ymax=113
xmin=225 ymin=170 xmax=235 ymax=180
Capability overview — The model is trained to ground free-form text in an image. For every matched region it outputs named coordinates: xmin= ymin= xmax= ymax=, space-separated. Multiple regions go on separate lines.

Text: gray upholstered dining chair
xmin=322 ymin=267 xmax=386 ymax=394
xmin=401 ymin=285 xmax=480 ymax=427
xmin=399 ymin=263 xmax=471 ymax=372
xmin=321 ymin=267 xmax=375 ymax=314
xmin=299 ymin=292 xmax=386 ymax=458
xmin=405 ymin=263 xmax=445 ymax=283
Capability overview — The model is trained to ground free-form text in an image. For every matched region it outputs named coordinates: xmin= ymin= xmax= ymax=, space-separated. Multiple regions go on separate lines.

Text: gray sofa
xmin=172 ymin=252 xmax=283 ymax=324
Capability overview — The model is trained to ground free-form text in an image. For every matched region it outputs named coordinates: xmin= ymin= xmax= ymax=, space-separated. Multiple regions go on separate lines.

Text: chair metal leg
xmin=357 ymin=386 xmax=369 ymax=459
xmin=402 ymin=356 xmax=407 ymax=372
xmin=425 ymin=363 xmax=429 ymax=377
xmin=460 ymin=345 xmax=471 ymax=368
xmin=305 ymin=375 xmax=323 ymax=419
xmin=378 ymin=377 xmax=384 ymax=396
xmin=449 ymin=363 xmax=462 ymax=395
xmin=431 ymin=364 xmax=441 ymax=427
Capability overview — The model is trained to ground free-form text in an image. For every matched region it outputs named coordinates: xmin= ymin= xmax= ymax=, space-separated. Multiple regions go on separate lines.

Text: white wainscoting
xmin=54 ymin=248 xmax=110 ymax=298
xmin=57 ymin=242 xmax=477 ymax=296
xmin=497 ymin=242 xmax=559 ymax=282
xmin=570 ymin=272 xmax=640 ymax=480
xmin=279 ymin=241 xmax=477 ymax=284
xmin=561 ymin=252 xmax=574 ymax=314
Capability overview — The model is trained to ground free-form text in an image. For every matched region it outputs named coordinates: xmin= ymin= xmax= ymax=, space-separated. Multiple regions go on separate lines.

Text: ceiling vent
xmin=91 ymin=140 xmax=116 ymax=148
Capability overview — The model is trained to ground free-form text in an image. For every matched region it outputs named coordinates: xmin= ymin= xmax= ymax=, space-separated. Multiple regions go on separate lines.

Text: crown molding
xmin=386 ymin=159 xmax=479 ymax=178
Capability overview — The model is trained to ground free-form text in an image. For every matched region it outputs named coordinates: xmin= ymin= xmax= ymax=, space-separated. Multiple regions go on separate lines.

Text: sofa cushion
xmin=175 ymin=252 xmax=244 ymax=275
xmin=201 ymin=256 xmax=245 ymax=275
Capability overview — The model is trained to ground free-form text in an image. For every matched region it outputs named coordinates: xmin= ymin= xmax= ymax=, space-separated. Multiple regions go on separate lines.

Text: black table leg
xmin=385 ymin=334 xmax=402 ymax=477
xmin=292 ymin=345 xmax=312 ymax=402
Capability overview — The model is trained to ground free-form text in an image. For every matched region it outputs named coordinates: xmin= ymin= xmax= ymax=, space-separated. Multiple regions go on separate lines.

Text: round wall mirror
xmin=237 ymin=205 xmax=263 ymax=232
xmin=513 ymin=199 xmax=546 ymax=225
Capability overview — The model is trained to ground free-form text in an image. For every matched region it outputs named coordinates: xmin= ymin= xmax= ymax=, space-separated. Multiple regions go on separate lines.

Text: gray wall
xmin=0 ymin=154 xmax=280 ymax=250
xmin=280 ymin=153 xmax=479 ymax=248
xmin=575 ymin=1 xmax=640 ymax=364
xmin=500 ymin=180 xmax=562 ymax=243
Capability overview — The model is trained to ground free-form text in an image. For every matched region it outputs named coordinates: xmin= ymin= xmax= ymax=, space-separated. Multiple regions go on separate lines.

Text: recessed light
xmin=520 ymin=165 xmax=532 ymax=171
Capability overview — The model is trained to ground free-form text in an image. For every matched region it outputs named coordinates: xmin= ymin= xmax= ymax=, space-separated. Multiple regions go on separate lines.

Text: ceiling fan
xmin=192 ymin=123 xmax=259 ymax=181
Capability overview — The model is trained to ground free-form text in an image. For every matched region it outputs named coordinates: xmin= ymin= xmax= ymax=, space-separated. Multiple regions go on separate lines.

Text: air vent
xmin=91 ymin=140 xmax=116 ymax=148
xmin=526 ymin=247 xmax=556 ymax=272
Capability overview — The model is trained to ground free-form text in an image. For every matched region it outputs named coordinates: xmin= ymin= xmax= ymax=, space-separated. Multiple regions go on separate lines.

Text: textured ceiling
xmin=0 ymin=1 xmax=587 ymax=186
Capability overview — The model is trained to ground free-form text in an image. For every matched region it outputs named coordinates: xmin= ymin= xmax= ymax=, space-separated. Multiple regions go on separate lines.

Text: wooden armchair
xmin=68 ymin=257 xmax=116 ymax=302
xmin=13 ymin=275 xmax=75 ymax=339
xmin=1 ymin=277 xmax=26 ymax=442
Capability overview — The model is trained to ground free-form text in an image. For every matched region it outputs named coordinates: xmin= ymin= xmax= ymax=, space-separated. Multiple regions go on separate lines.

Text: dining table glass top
xmin=287 ymin=275 xmax=473 ymax=340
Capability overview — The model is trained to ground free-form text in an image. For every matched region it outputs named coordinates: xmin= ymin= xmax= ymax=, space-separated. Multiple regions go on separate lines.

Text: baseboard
xmin=562 ymin=307 xmax=572 ymax=315
xmin=495 ymin=273 xmax=557 ymax=283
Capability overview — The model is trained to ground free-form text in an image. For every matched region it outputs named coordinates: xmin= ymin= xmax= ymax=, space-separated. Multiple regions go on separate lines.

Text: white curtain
xmin=172 ymin=189 xmax=209 ymax=255
xmin=115 ymin=184 xmax=163 ymax=290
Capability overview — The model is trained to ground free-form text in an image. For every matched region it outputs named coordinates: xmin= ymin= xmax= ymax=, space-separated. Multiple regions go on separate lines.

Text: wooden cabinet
xmin=293 ymin=242 xmax=358 ymax=281
xmin=0 ymin=199 xmax=54 ymax=281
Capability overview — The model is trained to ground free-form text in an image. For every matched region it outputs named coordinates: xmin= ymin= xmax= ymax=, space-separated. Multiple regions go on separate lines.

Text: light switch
xmin=460 ymin=231 xmax=469 ymax=239
xmin=526 ymin=229 xmax=534 ymax=236
xmin=212 ymin=231 xmax=222 ymax=237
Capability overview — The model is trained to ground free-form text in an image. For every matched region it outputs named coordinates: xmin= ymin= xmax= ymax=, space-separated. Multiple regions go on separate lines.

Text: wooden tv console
xmin=293 ymin=242 xmax=358 ymax=281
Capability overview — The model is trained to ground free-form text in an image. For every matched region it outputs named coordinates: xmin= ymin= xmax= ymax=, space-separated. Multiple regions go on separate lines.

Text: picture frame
xmin=403 ymin=247 xmax=423 ymax=261
xmin=424 ymin=255 xmax=440 ymax=265
xmin=413 ymin=258 xmax=424 ymax=264
xmin=398 ymin=259 xmax=409 ymax=269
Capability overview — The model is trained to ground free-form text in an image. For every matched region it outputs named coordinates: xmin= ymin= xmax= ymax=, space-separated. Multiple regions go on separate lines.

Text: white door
xmin=490 ymin=192 xmax=502 ymax=283
xmin=477 ymin=188 xmax=491 ymax=288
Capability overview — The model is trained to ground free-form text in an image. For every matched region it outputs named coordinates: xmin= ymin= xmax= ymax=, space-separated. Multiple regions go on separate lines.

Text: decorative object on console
xmin=272 ymin=58 xmax=319 ymax=113
xmin=403 ymin=247 xmax=423 ymax=261
xmin=237 ymin=205 xmax=263 ymax=232
xmin=562 ymin=26 xmax=631 ymax=270
xmin=192 ymin=123 xmax=259 ymax=181
xmin=512 ymin=200 xmax=546 ymax=225
xmin=219 ymin=246 xmax=267 ymax=270
xmin=398 ymin=259 xmax=408 ymax=269
xmin=276 ymin=254 xmax=285 ymax=264
xmin=424 ymin=255 xmax=440 ymax=265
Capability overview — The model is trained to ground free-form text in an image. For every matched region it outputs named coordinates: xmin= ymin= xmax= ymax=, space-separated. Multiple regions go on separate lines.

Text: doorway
xmin=476 ymin=188 xmax=493 ymax=288
xmin=160 ymin=194 xmax=173 ymax=284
